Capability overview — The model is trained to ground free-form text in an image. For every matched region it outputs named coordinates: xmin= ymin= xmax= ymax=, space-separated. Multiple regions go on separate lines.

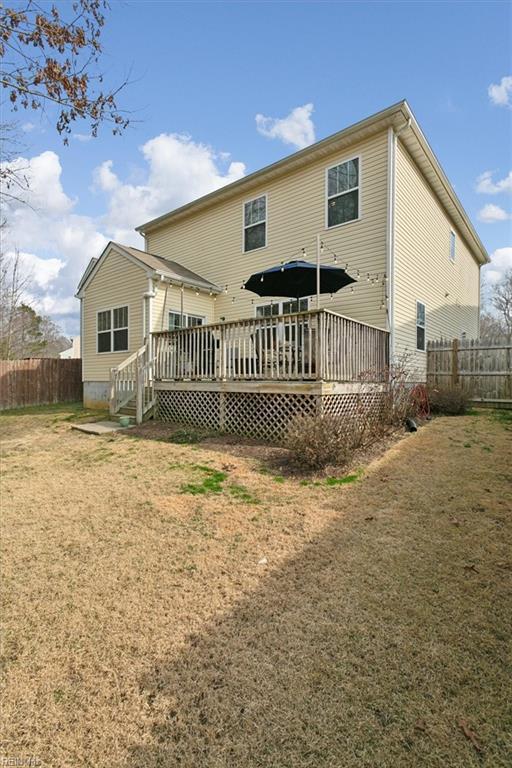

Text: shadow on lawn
xmin=124 ymin=455 xmax=510 ymax=768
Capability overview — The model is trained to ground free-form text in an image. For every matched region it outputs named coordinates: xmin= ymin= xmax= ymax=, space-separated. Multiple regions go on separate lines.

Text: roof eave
xmin=136 ymin=100 xmax=410 ymax=235
xmin=400 ymin=107 xmax=489 ymax=265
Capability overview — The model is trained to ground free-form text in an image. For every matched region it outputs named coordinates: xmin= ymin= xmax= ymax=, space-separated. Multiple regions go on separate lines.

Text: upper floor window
xmin=416 ymin=301 xmax=426 ymax=352
xmin=449 ymin=230 xmax=456 ymax=262
xmin=326 ymin=157 xmax=360 ymax=228
xmin=97 ymin=306 xmax=128 ymax=353
xmin=169 ymin=311 xmax=205 ymax=330
xmin=244 ymin=195 xmax=266 ymax=252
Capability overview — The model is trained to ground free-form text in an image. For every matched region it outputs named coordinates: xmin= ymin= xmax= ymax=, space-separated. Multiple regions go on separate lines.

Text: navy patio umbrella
xmin=244 ymin=259 xmax=356 ymax=301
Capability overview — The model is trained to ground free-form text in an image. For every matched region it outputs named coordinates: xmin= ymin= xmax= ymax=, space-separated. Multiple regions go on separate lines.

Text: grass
xmin=0 ymin=406 xmax=511 ymax=767
xmin=181 ymin=464 xmax=228 ymax=494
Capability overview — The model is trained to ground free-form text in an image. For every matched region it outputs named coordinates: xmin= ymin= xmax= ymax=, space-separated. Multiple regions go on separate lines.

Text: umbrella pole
xmin=316 ymin=233 xmax=321 ymax=309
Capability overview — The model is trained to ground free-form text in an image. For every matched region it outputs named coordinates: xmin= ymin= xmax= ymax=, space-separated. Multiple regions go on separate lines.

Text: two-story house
xmin=76 ymin=100 xmax=488 ymax=437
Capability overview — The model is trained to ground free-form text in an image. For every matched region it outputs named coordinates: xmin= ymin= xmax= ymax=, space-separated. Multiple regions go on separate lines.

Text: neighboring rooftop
xmin=135 ymin=100 xmax=489 ymax=266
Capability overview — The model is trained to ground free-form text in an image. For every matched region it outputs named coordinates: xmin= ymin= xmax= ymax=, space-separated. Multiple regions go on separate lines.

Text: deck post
xmin=136 ymin=360 xmax=144 ymax=424
xmin=109 ymin=367 xmax=117 ymax=416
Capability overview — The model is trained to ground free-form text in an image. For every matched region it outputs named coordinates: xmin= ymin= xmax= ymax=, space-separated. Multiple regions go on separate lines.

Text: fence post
xmin=451 ymin=338 xmax=459 ymax=387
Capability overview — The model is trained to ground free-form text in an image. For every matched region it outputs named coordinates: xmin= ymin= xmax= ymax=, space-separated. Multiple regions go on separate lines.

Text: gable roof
xmin=75 ymin=241 xmax=221 ymax=297
xmin=135 ymin=100 xmax=489 ymax=266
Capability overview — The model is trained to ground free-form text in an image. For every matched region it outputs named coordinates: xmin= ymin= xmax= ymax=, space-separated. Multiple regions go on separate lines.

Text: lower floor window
xmin=255 ymin=298 xmax=308 ymax=318
xmin=416 ymin=301 xmax=426 ymax=351
xmin=169 ymin=311 xmax=205 ymax=330
xmin=97 ymin=306 xmax=128 ymax=353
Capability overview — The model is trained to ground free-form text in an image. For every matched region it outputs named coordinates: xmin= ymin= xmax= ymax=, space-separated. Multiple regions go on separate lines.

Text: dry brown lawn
xmin=1 ymin=404 xmax=511 ymax=767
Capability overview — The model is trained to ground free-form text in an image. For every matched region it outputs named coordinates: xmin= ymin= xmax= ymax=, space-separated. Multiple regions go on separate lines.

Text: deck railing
xmin=152 ymin=309 xmax=389 ymax=383
xmin=110 ymin=343 xmax=155 ymax=422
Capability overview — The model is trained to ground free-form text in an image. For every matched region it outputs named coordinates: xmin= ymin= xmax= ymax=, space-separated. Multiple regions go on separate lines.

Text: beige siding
xmin=394 ymin=140 xmax=480 ymax=379
xmin=152 ymin=282 xmax=215 ymax=332
xmin=82 ymin=249 xmax=147 ymax=381
xmin=147 ymin=132 xmax=389 ymax=329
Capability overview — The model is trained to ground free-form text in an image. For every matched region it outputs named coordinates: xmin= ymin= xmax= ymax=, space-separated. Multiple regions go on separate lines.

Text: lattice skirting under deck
xmin=156 ymin=388 xmax=386 ymax=442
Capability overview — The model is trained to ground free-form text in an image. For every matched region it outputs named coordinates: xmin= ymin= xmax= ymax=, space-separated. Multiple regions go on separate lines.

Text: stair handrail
xmin=110 ymin=344 xmax=147 ymax=416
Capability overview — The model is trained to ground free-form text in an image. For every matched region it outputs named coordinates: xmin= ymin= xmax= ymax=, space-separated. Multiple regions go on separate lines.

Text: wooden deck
xmin=152 ymin=309 xmax=389 ymax=385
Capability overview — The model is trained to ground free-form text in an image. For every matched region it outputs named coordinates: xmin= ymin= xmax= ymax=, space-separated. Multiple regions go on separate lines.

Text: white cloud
xmin=3 ymin=134 xmax=246 ymax=334
xmin=15 ymin=251 xmax=65 ymax=288
xmin=478 ymin=203 xmax=511 ymax=223
xmin=4 ymin=150 xmax=75 ymax=214
xmin=255 ymin=103 xmax=315 ymax=150
xmin=483 ymin=246 xmax=512 ymax=286
xmin=21 ymin=122 xmax=35 ymax=133
xmin=476 ymin=170 xmax=512 ymax=195
xmin=488 ymin=75 xmax=512 ymax=107
xmin=94 ymin=133 xmax=246 ymax=243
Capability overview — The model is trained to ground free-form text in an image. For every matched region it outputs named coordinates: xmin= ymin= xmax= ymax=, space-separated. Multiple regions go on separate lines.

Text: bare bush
xmin=428 ymin=387 xmax=470 ymax=416
xmin=285 ymin=414 xmax=363 ymax=470
xmin=285 ymin=356 xmax=423 ymax=470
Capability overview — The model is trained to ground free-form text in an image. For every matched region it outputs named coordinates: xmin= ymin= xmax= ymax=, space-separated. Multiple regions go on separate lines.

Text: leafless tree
xmin=490 ymin=269 xmax=512 ymax=334
xmin=1 ymin=0 xmax=131 ymax=205
xmin=0 ymin=249 xmax=68 ymax=358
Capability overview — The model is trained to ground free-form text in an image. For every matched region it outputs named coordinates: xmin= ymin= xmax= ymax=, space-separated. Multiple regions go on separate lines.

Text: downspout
xmin=79 ymin=296 xmax=84 ymax=386
xmin=386 ymin=118 xmax=411 ymax=364
xmin=144 ymin=276 xmax=156 ymax=358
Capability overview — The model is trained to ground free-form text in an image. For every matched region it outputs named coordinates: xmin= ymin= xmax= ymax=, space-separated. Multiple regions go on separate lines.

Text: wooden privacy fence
xmin=427 ymin=338 xmax=512 ymax=406
xmin=0 ymin=358 xmax=82 ymax=410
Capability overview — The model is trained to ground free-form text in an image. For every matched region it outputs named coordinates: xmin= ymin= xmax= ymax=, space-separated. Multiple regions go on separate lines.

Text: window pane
xmin=450 ymin=232 xmax=456 ymax=261
xmin=256 ymin=303 xmax=278 ymax=317
xmin=98 ymin=311 xmax=111 ymax=332
xmin=416 ymin=302 xmax=425 ymax=327
xmin=328 ymin=159 xmax=358 ymax=196
xmin=98 ymin=331 xmax=111 ymax=352
xmin=113 ymin=328 xmax=128 ymax=351
xmin=113 ymin=306 xmax=128 ymax=329
xmin=417 ymin=326 xmax=425 ymax=351
xmin=169 ymin=312 xmax=182 ymax=330
xmin=282 ymin=299 xmax=306 ymax=314
xmin=187 ymin=315 xmax=203 ymax=327
xmin=244 ymin=221 xmax=266 ymax=251
xmin=245 ymin=196 xmax=265 ymax=227
xmin=327 ymin=189 xmax=359 ymax=227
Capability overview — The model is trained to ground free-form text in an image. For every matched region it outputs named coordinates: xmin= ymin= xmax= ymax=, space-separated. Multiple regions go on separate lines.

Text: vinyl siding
xmin=146 ymin=131 xmax=389 ymax=330
xmin=394 ymin=140 xmax=480 ymax=379
xmin=82 ymin=249 xmax=147 ymax=381
xmin=152 ymin=282 xmax=215 ymax=331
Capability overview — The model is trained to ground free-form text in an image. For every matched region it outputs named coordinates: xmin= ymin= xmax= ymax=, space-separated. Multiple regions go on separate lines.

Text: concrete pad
xmin=71 ymin=420 xmax=134 ymax=435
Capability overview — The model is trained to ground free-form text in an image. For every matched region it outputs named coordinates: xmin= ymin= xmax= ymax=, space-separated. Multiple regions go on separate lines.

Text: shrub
xmin=428 ymin=386 xmax=470 ymax=416
xmin=285 ymin=414 xmax=362 ymax=470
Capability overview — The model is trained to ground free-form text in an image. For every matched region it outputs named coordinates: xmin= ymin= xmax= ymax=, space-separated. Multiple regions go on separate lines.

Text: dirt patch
xmin=1 ymin=406 xmax=510 ymax=767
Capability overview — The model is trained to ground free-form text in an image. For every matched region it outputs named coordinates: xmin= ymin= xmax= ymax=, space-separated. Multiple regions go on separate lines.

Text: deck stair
xmin=110 ymin=344 xmax=155 ymax=424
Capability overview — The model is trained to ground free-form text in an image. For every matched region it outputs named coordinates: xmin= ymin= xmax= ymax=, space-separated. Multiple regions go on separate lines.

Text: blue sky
xmin=4 ymin=0 xmax=511 ymax=335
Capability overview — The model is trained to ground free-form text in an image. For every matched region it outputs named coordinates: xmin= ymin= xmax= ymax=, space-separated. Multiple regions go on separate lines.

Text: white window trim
xmin=325 ymin=154 xmax=362 ymax=230
xmin=242 ymin=193 xmax=268 ymax=253
xmin=168 ymin=310 xmax=206 ymax=330
xmin=96 ymin=305 xmax=129 ymax=354
xmin=416 ymin=300 xmax=426 ymax=352
xmin=449 ymin=229 xmax=456 ymax=263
